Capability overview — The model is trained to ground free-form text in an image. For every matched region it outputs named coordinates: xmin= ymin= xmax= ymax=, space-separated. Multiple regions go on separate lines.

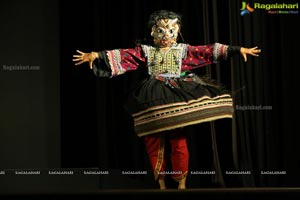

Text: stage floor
xmin=1 ymin=188 xmax=300 ymax=200
xmin=1 ymin=169 xmax=300 ymax=199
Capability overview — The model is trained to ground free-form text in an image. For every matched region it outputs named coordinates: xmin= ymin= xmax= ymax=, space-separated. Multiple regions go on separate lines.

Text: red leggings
xmin=143 ymin=128 xmax=189 ymax=181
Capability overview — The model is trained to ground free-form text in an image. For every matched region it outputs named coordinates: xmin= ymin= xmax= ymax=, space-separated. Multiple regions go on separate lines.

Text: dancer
xmin=73 ymin=10 xmax=261 ymax=189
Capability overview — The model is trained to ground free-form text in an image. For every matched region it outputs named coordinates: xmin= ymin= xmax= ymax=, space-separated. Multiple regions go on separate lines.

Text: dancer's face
xmin=151 ymin=18 xmax=180 ymax=48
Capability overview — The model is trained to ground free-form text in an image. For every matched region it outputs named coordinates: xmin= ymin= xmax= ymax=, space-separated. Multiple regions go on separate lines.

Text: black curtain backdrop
xmin=60 ymin=0 xmax=299 ymax=188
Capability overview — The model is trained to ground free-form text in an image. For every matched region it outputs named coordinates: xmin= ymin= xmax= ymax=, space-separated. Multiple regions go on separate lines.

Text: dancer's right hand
xmin=72 ymin=50 xmax=99 ymax=69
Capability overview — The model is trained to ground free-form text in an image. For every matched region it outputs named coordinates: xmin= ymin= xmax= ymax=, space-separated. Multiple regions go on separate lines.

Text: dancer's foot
xmin=178 ymin=177 xmax=186 ymax=189
xmin=158 ymin=176 xmax=166 ymax=189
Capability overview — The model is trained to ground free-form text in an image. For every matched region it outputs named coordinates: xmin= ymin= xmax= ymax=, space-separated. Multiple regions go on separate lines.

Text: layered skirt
xmin=126 ymin=75 xmax=233 ymax=137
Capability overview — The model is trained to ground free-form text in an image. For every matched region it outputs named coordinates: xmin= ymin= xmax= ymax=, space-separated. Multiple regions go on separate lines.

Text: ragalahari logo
xmin=240 ymin=2 xmax=255 ymax=16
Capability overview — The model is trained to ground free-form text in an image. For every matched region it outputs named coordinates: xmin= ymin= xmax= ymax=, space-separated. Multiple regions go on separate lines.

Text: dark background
xmin=0 ymin=0 xmax=299 ymax=192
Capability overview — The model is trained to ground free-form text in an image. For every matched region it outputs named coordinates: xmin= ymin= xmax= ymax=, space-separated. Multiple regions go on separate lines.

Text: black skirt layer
xmin=125 ymin=77 xmax=233 ymax=137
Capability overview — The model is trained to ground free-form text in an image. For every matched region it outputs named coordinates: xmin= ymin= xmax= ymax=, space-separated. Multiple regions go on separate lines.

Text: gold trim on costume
xmin=132 ymin=94 xmax=232 ymax=117
xmin=172 ymin=171 xmax=188 ymax=181
xmin=154 ymin=134 xmax=165 ymax=180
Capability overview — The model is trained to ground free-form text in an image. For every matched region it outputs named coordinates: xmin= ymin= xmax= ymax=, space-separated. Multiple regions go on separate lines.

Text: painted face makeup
xmin=151 ymin=18 xmax=180 ymax=48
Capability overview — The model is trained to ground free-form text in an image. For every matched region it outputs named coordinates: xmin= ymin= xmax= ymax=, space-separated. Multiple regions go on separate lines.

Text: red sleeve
xmin=104 ymin=46 xmax=146 ymax=76
xmin=181 ymin=43 xmax=229 ymax=71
